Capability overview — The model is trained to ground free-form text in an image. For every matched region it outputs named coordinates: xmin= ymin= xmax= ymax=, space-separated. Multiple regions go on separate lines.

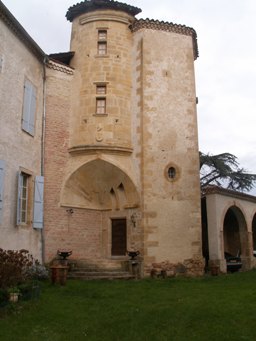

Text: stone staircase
xmin=67 ymin=259 xmax=135 ymax=280
xmin=68 ymin=268 xmax=134 ymax=280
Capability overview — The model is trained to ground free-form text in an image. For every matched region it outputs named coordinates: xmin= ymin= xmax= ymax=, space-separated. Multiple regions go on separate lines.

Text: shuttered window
xmin=22 ymin=79 xmax=36 ymax=136
xmin=33 ymin=176 xmax=44 ymax=229
xmin=0 ymin=160 xmax=5 ymax=224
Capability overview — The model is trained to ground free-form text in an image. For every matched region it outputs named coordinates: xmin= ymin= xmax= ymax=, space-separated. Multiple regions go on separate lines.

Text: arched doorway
xmin=60 ymin=158 xmax=140 ymax=260
xmin=223 ymin=206 xmax=248 ymax=270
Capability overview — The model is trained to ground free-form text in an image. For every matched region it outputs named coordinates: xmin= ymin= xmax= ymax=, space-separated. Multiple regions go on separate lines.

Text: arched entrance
xmin=223 ymin=206 xmax=248 ymax=270
xmin=60 ymin=158 xmax=141 ymax=261
xmin=61 ymin=159 xmax=139 ymax=210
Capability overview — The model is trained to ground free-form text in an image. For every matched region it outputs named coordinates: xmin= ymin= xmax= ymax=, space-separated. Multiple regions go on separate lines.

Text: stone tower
xmin=44 ymin=0 xmax=203 ymax=276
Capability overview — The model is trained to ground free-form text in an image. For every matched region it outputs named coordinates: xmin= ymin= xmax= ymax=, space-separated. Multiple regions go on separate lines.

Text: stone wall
xmin=132 ymin=28 xmax=202 ymax=270
xmin=0 ymin=16 xmax=44 ymax=261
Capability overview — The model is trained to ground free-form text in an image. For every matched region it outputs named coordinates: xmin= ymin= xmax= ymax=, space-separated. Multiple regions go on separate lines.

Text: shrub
xmin=25 ymin=264 xmax=49 ymax=281
xmin=0 ymin=288 xmax=8 ymax=306
xmin=0 ymin=249 xmax=41 ymax=290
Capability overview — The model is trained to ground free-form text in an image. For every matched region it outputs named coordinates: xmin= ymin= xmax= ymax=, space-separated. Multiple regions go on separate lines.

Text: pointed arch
xmin=61 ymin=159 xmax=139 ymax=210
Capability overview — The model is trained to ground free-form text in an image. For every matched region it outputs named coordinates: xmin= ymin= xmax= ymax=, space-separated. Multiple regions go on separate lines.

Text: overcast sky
xmin=2 ymin=0 xmax=256 ymax=190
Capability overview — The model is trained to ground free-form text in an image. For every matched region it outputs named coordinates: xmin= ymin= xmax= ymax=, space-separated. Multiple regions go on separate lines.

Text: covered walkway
xmin=202 ymin=186 xmax=256 ymax=273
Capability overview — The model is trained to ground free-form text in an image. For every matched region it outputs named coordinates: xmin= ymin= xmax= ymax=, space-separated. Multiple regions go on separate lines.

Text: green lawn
xmin=1 ymin=271 xmax=256 ymax=340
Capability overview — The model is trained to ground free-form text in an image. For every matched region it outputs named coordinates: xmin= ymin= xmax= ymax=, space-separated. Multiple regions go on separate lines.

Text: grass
xmin=1 ymin=271 xmax=256 ymax=340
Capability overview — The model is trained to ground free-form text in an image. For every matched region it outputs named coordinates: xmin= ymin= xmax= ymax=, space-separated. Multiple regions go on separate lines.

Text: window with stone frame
xmin=97 ymin=29 xmax=107 ymax=55
xmin=96 ymin=98 xmax=106 ymax=115
xmin=17 ymin=171 xmax=31 ymax=225
xmin=96 ymin=85 xmax=107 ymax=115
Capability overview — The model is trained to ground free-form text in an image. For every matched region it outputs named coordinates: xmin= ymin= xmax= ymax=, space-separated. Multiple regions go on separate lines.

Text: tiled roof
xmin=131 ymin=18 xmax=199 ymax=60
xmin=202 ymin=185 xmax=256 ymax=203
xmin=66 ymin=0 xmax=141 ymax=22
xmin=0 ymin=0 xmax=45 ymax=62
xmin=49 ymin=52 xmax=75 ymax=66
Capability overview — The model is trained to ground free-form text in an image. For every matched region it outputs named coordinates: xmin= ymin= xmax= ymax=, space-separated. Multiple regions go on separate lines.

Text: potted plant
xmin=8 ymin=286 xmax=21 ymax=303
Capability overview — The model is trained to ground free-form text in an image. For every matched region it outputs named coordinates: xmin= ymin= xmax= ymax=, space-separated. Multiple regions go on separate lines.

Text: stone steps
xmin=68 ymin=268 xmax=134 ymax=280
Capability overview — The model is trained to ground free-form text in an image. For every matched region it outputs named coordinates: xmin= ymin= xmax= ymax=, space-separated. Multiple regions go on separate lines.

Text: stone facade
xmin=1 ymin=0 xmax=204 ymax=276
xmin=0 ymin=2 xmax=45 ymax=261
xmin=43 ymin=0 xmax=203 ymax=276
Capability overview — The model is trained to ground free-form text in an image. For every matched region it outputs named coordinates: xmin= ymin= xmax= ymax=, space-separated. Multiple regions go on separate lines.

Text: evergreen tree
xmin=200 ymin=152 xmax=256 ymax=192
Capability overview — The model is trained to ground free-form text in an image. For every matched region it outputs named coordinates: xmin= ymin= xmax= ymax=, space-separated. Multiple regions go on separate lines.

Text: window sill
xmin=95 ymin=54 xmax=109 ymax=58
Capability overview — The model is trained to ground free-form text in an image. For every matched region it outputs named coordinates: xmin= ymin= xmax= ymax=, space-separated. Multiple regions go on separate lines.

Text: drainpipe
xmin=40 ymin=56 xmax=48 ymax=264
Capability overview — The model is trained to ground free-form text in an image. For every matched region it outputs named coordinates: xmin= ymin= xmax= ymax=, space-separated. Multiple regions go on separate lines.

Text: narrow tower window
xmin=96 ymin=85 xmax=106 ymax=95
xmin=96 ymin=85 xmax=107 ymax=115
xmin=98 ymin=30 xmax=107 ymax=55
xmin=96 ymin=98 xmax=106 ymax=114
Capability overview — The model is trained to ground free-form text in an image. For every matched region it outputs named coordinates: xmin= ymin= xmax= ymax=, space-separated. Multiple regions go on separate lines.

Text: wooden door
xmin=111 ymin=218 xmax=127 ymax=256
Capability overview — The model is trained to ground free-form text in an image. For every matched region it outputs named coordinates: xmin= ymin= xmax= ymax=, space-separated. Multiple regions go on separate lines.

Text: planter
xmin=50 ymin=265 xmax=69 ymax=285
xmin=9 ymin=292 xmax=19 ymax=303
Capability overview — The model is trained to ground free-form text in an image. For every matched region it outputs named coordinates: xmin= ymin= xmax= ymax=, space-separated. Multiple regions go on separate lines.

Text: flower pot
xmin=9 ymin=292 xmax=19 ymax=303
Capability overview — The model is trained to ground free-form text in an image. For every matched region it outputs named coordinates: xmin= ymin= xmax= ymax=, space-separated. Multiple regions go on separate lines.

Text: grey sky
xmin=2 ymin=0 xmax=256 ymax=189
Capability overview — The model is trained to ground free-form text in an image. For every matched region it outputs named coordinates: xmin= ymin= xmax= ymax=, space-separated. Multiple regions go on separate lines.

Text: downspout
xmin=41 ymin=55 xmax=48 ymax=264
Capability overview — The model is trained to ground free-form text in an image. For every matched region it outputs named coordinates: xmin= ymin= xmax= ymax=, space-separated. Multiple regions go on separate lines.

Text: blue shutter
xmin=22 ymin=81 xmax=31 ymax=132
xmin=33 ymin=176 xmax=44 ymax=229
xmin=22 ymin=80 xmax=36 ymax=136
xmin=28 ymin=85 xmax=36 ymax=135
xmin=17 ymin=171 xmax=22 ymax=225
xmin=0 ymin=160 xmax=6 ymax=224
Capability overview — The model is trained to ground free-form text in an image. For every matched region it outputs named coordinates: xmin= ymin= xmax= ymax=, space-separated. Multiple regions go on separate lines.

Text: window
xmin=98 ymin=42 xmax=107 ymax=55
xmin=22 ymin=79 xmax=37 ymax=136
xmin=97 ymin=30 xmax=107 ymax=55
xmin=17 ymin=172 xmax=30 ymax=225
xmin=0 ymin=160 xmax=5 ymax=224
xmin=98 ymin=30 xmax=107 ymax=40
xmin=165 ymin=163 xmax=180 ymax=182
xmin=96 ymin=98 xmax=106 ymax=115
xmin=96 ymin=85 xmax=106 ymax=95
xmin=96 ymin=85 xmax=107 ymax=115
xmin=168 ymin=167 xmax=176 ymax=179
xmin=17 ymin=172 xmax=44 ymax=228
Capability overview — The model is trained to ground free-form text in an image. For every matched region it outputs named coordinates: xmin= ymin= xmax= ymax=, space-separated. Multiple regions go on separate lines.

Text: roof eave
xmin=66 ymin=0 xmax=142 ymax=22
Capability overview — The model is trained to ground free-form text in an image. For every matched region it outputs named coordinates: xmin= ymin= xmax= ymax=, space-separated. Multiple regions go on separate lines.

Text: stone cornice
xmin=68 ymin=144 xmax=133 ymax=154
xmin=47 ymin=60 xmax=74 ymax=75
xmin=66 ymin=0 xmax=141 ymax=22
xmin=202 ymin=185 xmax=256 ymax=203
xmin=130 ymin=18 xmax=199 ymax=60
xmin=0 ymin=1 xmax=45 ymax=62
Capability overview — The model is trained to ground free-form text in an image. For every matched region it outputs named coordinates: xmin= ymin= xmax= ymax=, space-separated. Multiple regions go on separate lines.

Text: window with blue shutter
xmin=33 ymin=176 xmax=44 ymax=229
xmin=22 ymin=79 xmax=36 ymax=136
xmin=0 ymin=160 xmax=6 ymax=224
